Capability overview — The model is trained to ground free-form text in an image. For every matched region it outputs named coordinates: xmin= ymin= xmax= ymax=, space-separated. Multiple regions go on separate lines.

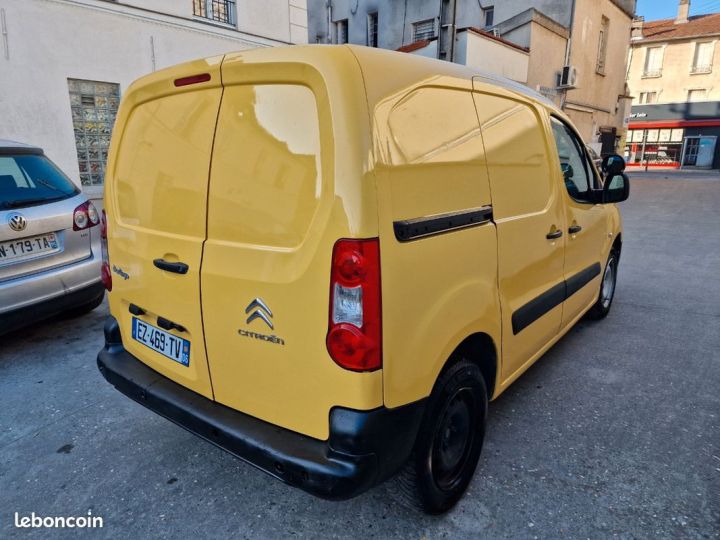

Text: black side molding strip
xmin=511 ymin=262 xmax=602 ymax=335
xmin=565 ymin=262 xmax=601 ymax=299
xmin=394 ymin=206 xmax=493 ymax=242
xmin=511 ymin=282 xmax=566 ymax=336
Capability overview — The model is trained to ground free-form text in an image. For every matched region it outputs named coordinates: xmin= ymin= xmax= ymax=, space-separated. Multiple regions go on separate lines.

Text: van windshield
xmin=0 ymin=154 xmax=79 ymax=210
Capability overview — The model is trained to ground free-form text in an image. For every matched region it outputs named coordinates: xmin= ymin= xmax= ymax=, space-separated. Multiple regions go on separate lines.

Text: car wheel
xmin=586 ymin=248 xmax=619 ymax=320
xmin=394 ymin=359 xmax=487 ymax=514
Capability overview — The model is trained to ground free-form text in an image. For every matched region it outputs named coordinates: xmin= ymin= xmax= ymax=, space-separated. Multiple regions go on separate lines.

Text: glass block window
xmin=67 ymin=79 xmax=120 ymax=187
xmin=193 ymin=0 xmax=236 ymax=25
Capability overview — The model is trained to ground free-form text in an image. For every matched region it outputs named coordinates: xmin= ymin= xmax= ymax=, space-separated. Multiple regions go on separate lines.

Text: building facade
xmin=626 ymin=0 xmax=720 ymax=168
xmin=307 ymin=0 xmax=636 ymax=152
xmin=0 ymin=0 xmax=308 ymax=200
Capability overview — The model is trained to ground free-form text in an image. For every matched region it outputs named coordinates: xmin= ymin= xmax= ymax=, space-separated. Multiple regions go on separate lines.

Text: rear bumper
xmin=97 ymin=316 xmax=426 ymax=500
xmin=0 ymin=280 xmax=104 ymax=336
xmin=0 ymin=247 xmax=102 ymax=314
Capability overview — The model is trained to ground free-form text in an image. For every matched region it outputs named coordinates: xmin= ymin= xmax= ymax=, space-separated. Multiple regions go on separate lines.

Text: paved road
xmin=1 ymin=175 xmax=718 ymax=539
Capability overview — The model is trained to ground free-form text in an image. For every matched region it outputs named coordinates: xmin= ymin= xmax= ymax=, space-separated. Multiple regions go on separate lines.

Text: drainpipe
xmin=1 ymin=9 xmax=8 ymax=60
xmin=449 ymin=0 xmax=457 ymax=62
xmin=326 ymin=0 xmax=333 ymax=43
xmin=438 ymin=0 xmax=458 ymax=62
xmin=560 ymin=0 xmax=577 ymax=110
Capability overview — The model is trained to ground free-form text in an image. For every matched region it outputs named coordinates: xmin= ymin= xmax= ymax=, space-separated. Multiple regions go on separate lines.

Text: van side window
xmin=474 ymin=94 xmax=553 ymax=219
xmin=550 ymin=118 xmax=593 ymax=203
xmin=386 ymin=88 xmax=483 ymax=164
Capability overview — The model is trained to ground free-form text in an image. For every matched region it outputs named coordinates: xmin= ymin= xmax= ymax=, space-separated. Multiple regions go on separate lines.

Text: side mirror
xmin=601 ymin=154 xmax=626 ymax=177
xmin=603 ymin=173 xmax=630 ymax=203
xmin=561 ymin=162 xmax=574 ymax=181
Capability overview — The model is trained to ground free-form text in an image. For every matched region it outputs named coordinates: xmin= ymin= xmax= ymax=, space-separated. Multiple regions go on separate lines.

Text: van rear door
xmin=105 ymin=58 xmax=223 ymax=399
xmin=200 ymin=53 xmax=382 ymax=440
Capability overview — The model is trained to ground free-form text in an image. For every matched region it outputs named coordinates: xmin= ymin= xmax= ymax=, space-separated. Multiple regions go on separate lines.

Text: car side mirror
xmin=561 ymin=163 xmax=574 ymax=181
xmin=603 ymin=173 xmax=630 ymax=203
xmin=601 ymin=154 xmax=626 ymax=177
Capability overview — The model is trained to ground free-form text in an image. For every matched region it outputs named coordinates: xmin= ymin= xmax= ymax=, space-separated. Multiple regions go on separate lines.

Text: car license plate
xmin=0 ymin=232 xmax=59 ymax=265
xmin=131 ymin=317 xmax=190 ymax=366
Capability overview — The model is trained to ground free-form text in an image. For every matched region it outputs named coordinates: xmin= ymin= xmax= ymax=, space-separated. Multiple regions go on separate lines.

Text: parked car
xmin=0 ymin=140 xmax=104 ymax=336
xmin=97 ymin=46 xmax=629 ymax=514
xmin=586 ymin=144 xmax=603 ymax=171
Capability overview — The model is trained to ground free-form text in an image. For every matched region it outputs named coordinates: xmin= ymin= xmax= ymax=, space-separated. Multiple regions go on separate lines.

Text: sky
xmin=636 ymin=0 xmax=720 ymax=21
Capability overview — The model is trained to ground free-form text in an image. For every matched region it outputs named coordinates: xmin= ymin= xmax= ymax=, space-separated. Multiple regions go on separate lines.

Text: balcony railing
xmin=642 ymin=69 xmax=663 ymax=78
xmin=691 ymin=64 xmax=713 ymax=74
xmin=193 ymin=0 xmax=236 ymax=26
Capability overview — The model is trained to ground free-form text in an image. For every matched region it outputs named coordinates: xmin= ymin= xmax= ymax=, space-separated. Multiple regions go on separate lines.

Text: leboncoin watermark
xmin=14 ymin=510 xmax=103 ymax=529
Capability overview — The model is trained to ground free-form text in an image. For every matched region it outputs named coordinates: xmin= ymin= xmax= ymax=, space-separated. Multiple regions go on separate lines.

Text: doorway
xmin=599 ymin=127 xmax=617 ymax=156
xmin=682 ymin=136 xmax=717 ymax=168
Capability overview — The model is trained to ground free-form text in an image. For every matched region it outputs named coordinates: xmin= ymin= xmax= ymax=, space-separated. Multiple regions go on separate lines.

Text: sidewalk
xmin=627 ymin=168 xmax=720 ymax=180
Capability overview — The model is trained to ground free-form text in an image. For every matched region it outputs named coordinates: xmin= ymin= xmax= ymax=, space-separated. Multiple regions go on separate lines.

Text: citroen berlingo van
xmin=97 ymin=45 xmax=629 ymax=514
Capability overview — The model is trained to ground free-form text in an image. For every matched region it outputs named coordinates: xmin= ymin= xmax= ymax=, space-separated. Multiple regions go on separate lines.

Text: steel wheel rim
xmin=431 ymin=388 xmax=478 ymax=491
xmin=601 ymin=257 xmax=616 ymax=308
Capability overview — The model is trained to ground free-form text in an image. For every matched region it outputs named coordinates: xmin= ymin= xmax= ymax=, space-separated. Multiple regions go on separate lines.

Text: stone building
xmin=0 ymin=0 xmax=308 ymax=201
xmin=626 ymin=0 xmax=720 ymax=169
xmin=307 ymin=0 xmax=636 ymax=153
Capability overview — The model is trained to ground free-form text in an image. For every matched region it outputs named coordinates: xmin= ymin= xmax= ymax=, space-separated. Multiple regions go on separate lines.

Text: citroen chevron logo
xmin=7 ymin=213 xmax=27 ymax=232
xmin=245 ymin=298 xmax=273 ymax=330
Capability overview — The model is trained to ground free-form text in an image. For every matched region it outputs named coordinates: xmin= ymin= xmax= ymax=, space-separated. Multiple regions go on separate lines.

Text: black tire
xmin=586 ymin=248 xmax=619 ymax=320
xmin=62 ymin=291 xmax=105 ymax=319
xmin=395 ymin=359 xmax=488 ymax=514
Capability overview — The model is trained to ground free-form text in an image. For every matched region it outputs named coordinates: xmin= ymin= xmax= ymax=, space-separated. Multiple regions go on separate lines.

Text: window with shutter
xmin=596 ymin=16 xmax=609 ymax=74
xmin=692 ymin=42 xmax=714 ymax=74
xmin=688 ymin=89 xmax=708 ymax=102
xmin=367 ymin=13 xmax=378 ymax=47
xmin=335 ymin=19 xmax=348 ymax=44
xmin=413 ymin=19 xmax=435 ymax=41
xmin=643 ymin=47 xmax=664 ymax=78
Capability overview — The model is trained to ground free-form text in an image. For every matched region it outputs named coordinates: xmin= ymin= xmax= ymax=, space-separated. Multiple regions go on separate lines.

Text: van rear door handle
xmin=157 ymin=316 xmax=186 ymax=333
xmin=568 ymin=225 xmax=583 ymax=234
xmin=546 ymin=229 xmax=563 ymax=240
xmin=153 ymin=259 xmax=189 ymax=275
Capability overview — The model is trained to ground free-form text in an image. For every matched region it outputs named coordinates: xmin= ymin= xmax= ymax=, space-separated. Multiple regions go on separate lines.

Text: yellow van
xmin=97 ymin=45 xmax=629 ymax=514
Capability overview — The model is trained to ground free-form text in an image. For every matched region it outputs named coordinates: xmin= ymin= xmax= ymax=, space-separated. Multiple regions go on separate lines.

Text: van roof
xmin=219 ymin=44 xmax=559 ymax=113
xmin=343 ymin=44 xmax=558 ymax=109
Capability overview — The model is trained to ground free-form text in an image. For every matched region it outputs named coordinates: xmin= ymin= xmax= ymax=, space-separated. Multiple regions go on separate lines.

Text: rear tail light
xmin=326 ymin=238 xmax=382 ymax=371
xmin=73 ymin=201 xmax=100 ymax=231
xmin=100 ymin=209 xmax=112 ymax=291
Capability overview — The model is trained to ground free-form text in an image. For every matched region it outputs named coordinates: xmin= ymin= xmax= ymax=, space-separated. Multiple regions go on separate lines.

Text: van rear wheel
xmin=395 ymin=359 xmax=487 ymax=514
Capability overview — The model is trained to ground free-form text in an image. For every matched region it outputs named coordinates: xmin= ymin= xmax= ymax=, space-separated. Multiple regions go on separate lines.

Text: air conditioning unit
xmin=557 ymin=65 xmax=578 ymax=89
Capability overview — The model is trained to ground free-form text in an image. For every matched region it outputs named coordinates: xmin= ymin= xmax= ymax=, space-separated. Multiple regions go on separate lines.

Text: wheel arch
xmin=612 ymin=232 xmax=622 ymax=261
xmin=439 ymin=332 xmax=498 ymax=400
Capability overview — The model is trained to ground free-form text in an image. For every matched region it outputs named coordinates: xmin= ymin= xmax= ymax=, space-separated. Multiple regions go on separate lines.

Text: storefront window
xmin=624 ymin=128 xmax=684 ymax=167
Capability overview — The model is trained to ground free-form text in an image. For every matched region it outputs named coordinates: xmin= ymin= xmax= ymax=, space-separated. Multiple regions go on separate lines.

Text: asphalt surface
xmin=1 ymin=173 xmax=718 ymax=539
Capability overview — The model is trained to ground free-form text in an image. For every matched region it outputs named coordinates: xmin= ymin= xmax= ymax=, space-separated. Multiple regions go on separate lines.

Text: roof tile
xmin=640 ymin=13 xmax=720 ymax=42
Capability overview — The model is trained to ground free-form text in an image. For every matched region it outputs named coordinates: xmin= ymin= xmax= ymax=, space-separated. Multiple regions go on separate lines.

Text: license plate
xmin=131 ymin=317 xmax=190 ymax=366
xmin=0 ymin=232 xmax=59 ymax=265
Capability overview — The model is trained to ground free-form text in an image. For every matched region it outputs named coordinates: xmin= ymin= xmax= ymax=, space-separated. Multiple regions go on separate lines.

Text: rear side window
xmin=0 ymin=155 xmax=79 ymax=210
xmin=386 ymin=87 xmax=483 ymax=164
xmin=474 ymin=94 xmax=552 ymax=219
